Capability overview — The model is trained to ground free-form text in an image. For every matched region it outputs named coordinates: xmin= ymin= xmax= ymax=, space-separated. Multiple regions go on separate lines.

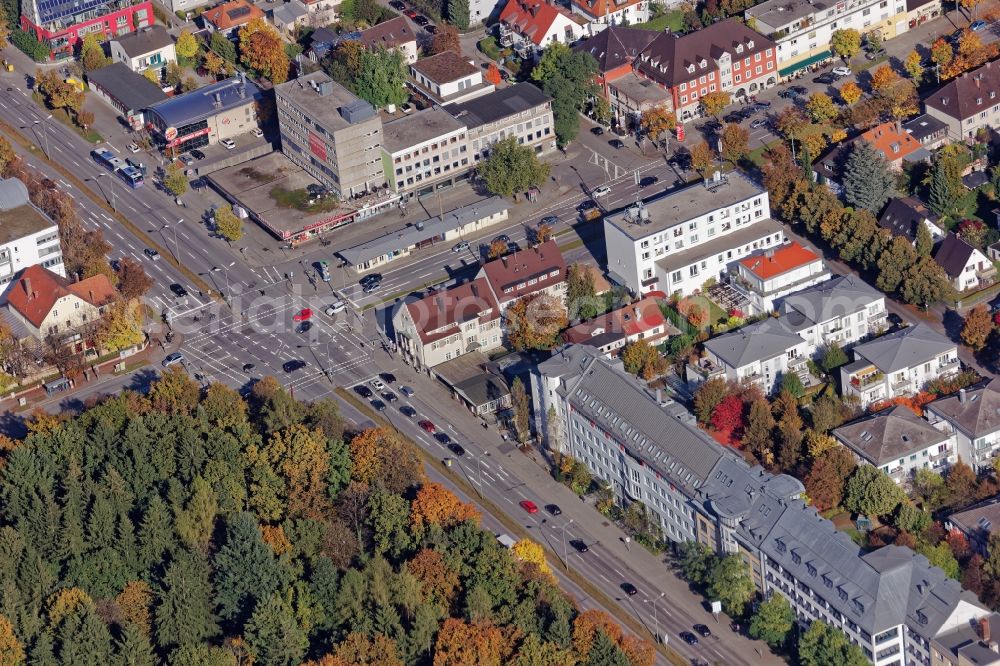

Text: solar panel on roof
xmin=228 ymin=5 xmax=252 ymax=18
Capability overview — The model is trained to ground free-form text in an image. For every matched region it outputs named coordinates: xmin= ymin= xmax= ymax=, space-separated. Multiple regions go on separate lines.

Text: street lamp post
xmin=97 ymin=172 xmax=117 ymax=212
xmin=32 ymin=114 xmax=53 ymax=158
xmin=160 ymin=219 xmax=183 ymax=262
xmin=212 ymin=260 xmax=236 ymax=304
xmin=561 ymin=519 xmax=574 ymax=571
xmin=651 ymin=592 xmax=665 ymax=644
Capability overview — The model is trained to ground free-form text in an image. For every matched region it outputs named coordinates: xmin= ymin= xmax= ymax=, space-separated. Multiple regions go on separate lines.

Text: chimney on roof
xmin=981 ymin=617 xmax=991 ymax=643
xmin=88 ymin=289 xmax=94 ymax=303
xmin=765 ymin=248 xmax=774 ymax=259
xmin=960 ymin=388 xmax=967 ymax=404
xmin=21 ymin=277 xmax=31 ymax=299
xmin=633 ymin=306 xmax=641 ymax=320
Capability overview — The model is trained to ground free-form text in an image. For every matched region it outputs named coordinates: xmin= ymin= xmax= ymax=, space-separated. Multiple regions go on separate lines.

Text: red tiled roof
xmin=5 ymin=265 xmax=117 ymax=328
xmin=404 ymin=277 xmax=499 ymax=345
xmin=499 ymin=0 xmax=569 ymax=46
xmin=738 ymin=242 xmax=820 ymax=280
xmin=859 ymin=122 xmax=923 ymax=163
xmin=203 ymin=0 xmax=265 ymax=30
xmin=563 ymin=296 xmax=667 ymax=346
xmin=480 ymin=239 xmax=567 ymax=304
xmin=572 ymin=0 xmax=644 ymax=20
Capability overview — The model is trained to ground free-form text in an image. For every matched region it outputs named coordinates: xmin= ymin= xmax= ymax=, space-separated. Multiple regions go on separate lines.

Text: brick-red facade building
xmin=20 ymin=0 xmax=153 ymax=61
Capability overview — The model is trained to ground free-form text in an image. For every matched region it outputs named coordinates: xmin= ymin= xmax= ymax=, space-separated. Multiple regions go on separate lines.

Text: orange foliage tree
xmin=571 ymin=609 xmax=623 ymax=657
xmin=432 ymin=618 xmax=518 ymax=666
xmin=238 ymin=18 xmax=289 ymax=83
xmin=406 ymin=548 xmax=461 ymax=608
xmin=0 ymin=614 xmax=24 ymax=666
xmin=115 ymin=581 xmax=153 ymax=635
xmin=260 ymin=524 xmax=292 ymax=555
xmin=330 ymin=632 xmax=404 ymax=666
xmin=410 ymin=482 xmax=480 ymax=529
xmin=485 ymin=63 xmax=502 ymax=86
xmin=348 ymin=427 xmax=423 ymax=494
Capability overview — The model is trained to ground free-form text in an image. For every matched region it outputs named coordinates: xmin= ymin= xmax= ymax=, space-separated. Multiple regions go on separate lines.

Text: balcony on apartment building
xmin=930 ymin=447 xmax=953 ymax=469
xmin=868 ymin=310 xmax=888 ymax=331
xmin=937 ymin=358 xmax=961 ymax=375
xmin=847 ymin=365 xmax=884 ymax=391
xmin=891 ymin=375 xmax=912 ymax=393
xmin=978 ymin=263 xmax=998 ymax=285
xmin=688 ymin=356 xmax=726 ymax=381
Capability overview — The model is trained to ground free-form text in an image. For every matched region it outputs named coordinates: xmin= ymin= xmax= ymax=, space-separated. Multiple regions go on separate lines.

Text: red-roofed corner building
xmin=202 ymin=0 xmax=266 ymax=36
xmin=571 ymin=0 xmax=649 ymax=33
xmin=20 ymin=0 xmax=154 ymax=61
xmin=730 ymin=241 xmax=829 ymax=314
xmin=498 ymin=0 xmax=588 ymax=59
xmin=858 ymin=121 xmax=925 ymax=170
xmin=476 ymin=239 xmax=568 ymax=312
xmin=2 ymin=265 xmax=118 ymax=341
xmin=562 ymin=296 xmax=672 ymax=356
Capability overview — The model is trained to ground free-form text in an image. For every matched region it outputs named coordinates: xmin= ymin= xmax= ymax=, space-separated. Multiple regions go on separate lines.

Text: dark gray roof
xmin=0 ymin=177 xmax=29 ymax=210
xmin=934 ymin=232 xmax=977 ymax=279
xmin=903 ymin=114 xmax=948 ymax=142
xmin=85 ymin=62 xmax=169 ymax=112
xmin=702 ymin=316 xmax=806 ymax=368
xmin=965 ymin=171 xmax=991 ymax=189
xmin=572 ymin=26 xmax=658 ymax=74
xmin=812 ymin=140 xmax=853 ymax=182
xmin=853 ymin=323 xmax=956 ymax=374
xmin=539 ymin=345 xmax=725 ymax=494
xmin=925 ymin=61 xmax=1000 ymax=122
xmin=878 ymin=196 xmax=940 ymax=243
xmin=111 ymin=25 xmax=173 ymax=58
xmin=780 ymin=274 xmax=884 ymax=325
xmin=272 ymin=0 xmax=308 ymax=22
xmin=445 ymin=82 xmax=550 ymax=129
xmin=147 ymin=75 xmax=263 ymax=128
xmin=453 ymin=373 xmax=510 ymax=407
xmin=832 ymin=405 xmax=951 ymax=466
xmin=928 ymin=378 xmax=1000 ymax=439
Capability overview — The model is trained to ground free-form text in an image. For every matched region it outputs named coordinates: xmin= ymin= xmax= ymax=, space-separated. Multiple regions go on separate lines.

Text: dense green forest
xmin=0 ymin=368 xmax=653 ymax=666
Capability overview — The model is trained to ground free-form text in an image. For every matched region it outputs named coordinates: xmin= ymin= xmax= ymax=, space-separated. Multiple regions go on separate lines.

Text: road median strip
xmin=335 ymin=386 xmax=688 ymax=666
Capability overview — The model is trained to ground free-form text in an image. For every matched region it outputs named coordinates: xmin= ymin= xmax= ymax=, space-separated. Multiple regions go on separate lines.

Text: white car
xmin=221 ymin=138 xmax=236 ymax=150
xmin=126 ymin=142 xmax=140 ymax=153
xmin=250 ymin=128 xmax=264 ymax=137
xmin=324 ymin=300 xmax=346 ymax=316
xmin=592 ymin=185 xmax=612 ymax=197
xmin=832 ymin=66 xmax=853 ymax=77
xmin=452 ymin=241 xmax=469 ymax=253
xmin=370 ymin=377 xmax=386 ymax=391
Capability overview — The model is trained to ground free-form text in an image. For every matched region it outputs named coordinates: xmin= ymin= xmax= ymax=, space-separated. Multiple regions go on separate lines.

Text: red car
xmin=404 ymin=8 xmax=418 ymax=17
xmin=418 ymin=420 xmax=436 ymax=433
xmin=292 ymin=308 xmax=313 ymax=322
xmin=519 ymin=500 xmax=538 ymax=514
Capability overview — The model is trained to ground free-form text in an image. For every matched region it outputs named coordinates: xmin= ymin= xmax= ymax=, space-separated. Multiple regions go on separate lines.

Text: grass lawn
xmin=943 ymin=186 xmax=997 ymax=228
xmin=746 ymin=139 xmax=782 ymax=167
xmin=635 ymin=9 xmax=685 ymax=32
xmin=32 ymin=92 xmax=102 ymax=144
xmin=687 ymin=293 xmax=727 ymax=325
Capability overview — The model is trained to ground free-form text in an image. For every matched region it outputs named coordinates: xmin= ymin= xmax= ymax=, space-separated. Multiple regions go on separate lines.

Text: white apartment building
xmin=0 ymin=178 xmax=64 ymax=284
xmin=779 ymin=274 xmax=888 ymax=350
xmin=924 ymin=61 xmax=1000 ymax=140
xmin=926 ymin=379 xmax=1000 ymax=472
xmin=409 ymin=51 xmax=494 ymax=105
xmin=731 ymin=241 xmax=830 ymax=314
xmin=833 ymin=405 xmax=958 ymax=484
xmin=746 ymin=0 xmax=910 ymax=77
xmin=841 ymin=324 xmax=961 ymax=407
xmin=701 ymin=317 xmax=814 ymax=394
xmin=445 ymin=83 xmax=556 ymax=161
xmin=604 ymin=173 xmax=782 ymax=298
xmin=381 ymin=108 xmax=470 ymax=195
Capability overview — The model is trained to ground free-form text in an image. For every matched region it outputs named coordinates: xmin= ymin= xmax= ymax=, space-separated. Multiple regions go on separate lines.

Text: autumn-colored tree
xmin=410 ymin=482 xmax=480 ymax=529
xmin=512 ymin=539 xmax=550 ymax=574
xmin=870 ymin=64 xmax=901 ymax=93
xmin=407 ymin=547 xmax=460 ymax=608
xmin=830 ymin=28 xmax=861 ymax=59
xmin=97 ymin=299 xmax=144 ymax=352
xmin=775 ymin=106 xmax=808 ymax=148
xmin=0 ymin=614 xmax=24 ymax=666
xmin=689 ymin=141 xmax=715 ymax=175
xmin=639 ymin=106 xmax=677 ymax=144
xmin=80 ymin=32 xmax=109 ymax=71
xmin=620 ymin=339 xmax=667 ymax=380
xmin=806 ymin=92 xmax=838 ymax=123
xmin=804 ymin=446 xmax=856 ymax=511
xmin=485 ymin=63 xmax=502 ymax=86
xmin=239 ymin=18 xmax=289 ymax=84
xmin=571 ymin=610 xmax=623 ymax=657
xmin=720 ymin=122 xmax=749 ymax=165
xmin=332 ymin=632 xmax=404 ymax=666
xmin=839 ymin=81 xmax=863 ymax=105
xmin=433 ymin=618 xmax=517 ymax=666
xmin=904 ymin=50 xmax=924 ymax=83
xmin=163 ymin=163 xmax=188 ymax=197
xmin=175 ymin=29 xmax=199 ymax=61
xmin=710 ymin=394 xmax=744 ymax=445
xmin=931 ymin=38 xmax=954 ymax=66
xmin=699 ymin=90 xmax=730 ymax=118
xmin=504 ymin=293 xmax=568 ymax=351
xmin=534 ymin=222 xmax=553 ymax=245
xmin=148 ymin=365 xmax=200 ymax=416
xmin=961 ymin=304 xmax=994 ymax=351
xmin=115 ymin=581 xmax=153 ymax=636
xmin=47 ymin=587 xmax=93 ymax=628
xmin=203 ymin=50 xmax=227 ymax=78
xmin=249 ymin=424 xmax=333 ymax=520
xmin=260 ymin=524 xmax=292 ymax=555
xmin=487 ymin=238 xmax=509 ymax=259
xmin=114 ymin=256 xmax=154 ymax=300
xmin=431 ymin=24 xmax=461 ymax=54
xmin=348 ymin=427 xmax=423 ymax=494
xmin=214 ymin=203 xmax=243 ymax=242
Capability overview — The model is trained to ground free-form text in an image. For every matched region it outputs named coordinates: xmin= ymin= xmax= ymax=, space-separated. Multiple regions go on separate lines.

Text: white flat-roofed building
xmin=0 ymin=178 xmax=64 ymax=284
xmin=731 ymin=241 xmax=829 ymax=314
xmin=604 ymin=172 xmax=781 ymax=298
xmin=381 ymin=107 xmax=470 ymax=195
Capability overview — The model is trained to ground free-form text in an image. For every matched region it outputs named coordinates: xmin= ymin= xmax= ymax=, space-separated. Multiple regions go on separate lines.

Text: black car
xmin=723 ymin=111 xmax=743 ymax=123
xmin=170 ymin=283 xmax=188 ymax=297
xmin=577 ymin=200 xmax=598 ymax=212
xmin=435 ymin=432 xmax=452 ymax=444
xmin=545 ymin=504 xmax=562 ymax=515
xmin=400 ymin=405 xmax=417 ymax=418
xmin=570 ymin=539 xmax=589 ymax=553
xmin=354 ymin=385 xmax=374 ymax=398
xmin=639 ymin=175 xmax=659 ymax=188
xmin=493 ymin=234 xmax=511 ymax=244
xmin=413 ymin=15 xmax=429 ymax=25
xmin=242 ymin=363 xmax=256 ymax=373
xmin=753 ymin=99 xmax=771 ymax=108
xmin=382 ymin=391 xmax=398 ymax=402
xmin=388 ymin=0 xmax=405 ymax=8
xmin=608 ymin=138 xmax=625 ymax=149
xmin=621 ymin=583 xmax=638 ymax=596
xmin=447 ymin=442 xmax=466 ymax=456
xmin=283 ymin=359 xmax=307 ymax=372
xmin=680 ymin=631 xmax=699 ymax=645
xmin=590 ymin=126 xmax=605 ymax=135
xmin=694 ymin=624 xmax=712 ymax=638
xmin=424 ymin=24 xmax=437 ymax=34
xmin=777 ymin=89 xmax=798 ymax=99
xmin=814 ymin=72 xmax=838 ymax=84
xmin=370 ymin=399 xmax=386 ymax=411
xmin=380 ymin=372 xmax=397 ymax=384
xmin=360 ymin=273 xmax=383 ymax=287
xmin=790 ymin=85 xmax=808 ymax=95
xmin=297 ymin=321 xmax=312 ymax=334
xmin=190 ymin=149 xmax=206 ymax=160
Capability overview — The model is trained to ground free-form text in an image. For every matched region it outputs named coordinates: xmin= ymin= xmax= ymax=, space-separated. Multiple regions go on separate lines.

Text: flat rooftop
xmin=606 ymin=172 xmax=766 ymax=239
xmin=382 ymin=107 xmax=466 ymax=154
xmin=656 ymin=218 xmax=783 ymax=273
xmin=0 ymin=204 xmax=56 ymax=244
xmin=205 ymin=152 xmax=355 ymax=239
xmin=275 ymin=71 xmax=374 ymax=133
xmin=747 ymin=0 xmax=830 ymax=28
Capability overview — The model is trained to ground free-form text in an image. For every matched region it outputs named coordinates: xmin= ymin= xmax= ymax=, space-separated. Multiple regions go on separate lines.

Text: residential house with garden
xmin=840 ymin=323 xmax=961 ymax=407
xmin=778 ymin=274 xmax=888 ymax=351
xmin=924 ymin=60 xmax=1000 ymax=140
xmin=933 ymin=232 xmax=997 ymax=293
xmin=109 ymin=25 xmax=176 ymax=75
xmin=357 ymin=17 xmax=418 ymax=65
xmin=496 ymin=0 xmax=588 ymax=59
xmin=877 ymin=196 xmax=946 ymax=246
xmin=0 ymin=177 xmax=65 ymax=285
xmin=475 ymin=239 xmax=567 ymax=313
xmin=603 ymin=172 xmax=782 ymax=298
xmin=903 ymin=113 xmax=948 ymax=150
xmin=946 ymin=496 xmax=1000 ymax=557
xmin=728 ymin=241 xmax=830 ymax=314
xmin=562 ymin=295 xmax=672 ymax=356
xmin=270 ymin=1 xmax=310 ymax=39
xmin=926 ymin=379 xmax=1000 ymax=472
xmin=2 ymin=264 xmax=117 ymax=342
xmin=832 ymin=405 xmax=958 ymax=484
xmin=201 ymin=0 xmax=265 ymax=37
xmin=699 ymin=316 xmax=814 ymax=394
xmin=813 ymin=122 xmax=928 ymax=193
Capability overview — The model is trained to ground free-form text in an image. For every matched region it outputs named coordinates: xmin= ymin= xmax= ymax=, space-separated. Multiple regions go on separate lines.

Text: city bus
xmin=91 ymin=148 xmax=122 ymax=170
xmin=116 ymin=165 xmax=144 ymax=189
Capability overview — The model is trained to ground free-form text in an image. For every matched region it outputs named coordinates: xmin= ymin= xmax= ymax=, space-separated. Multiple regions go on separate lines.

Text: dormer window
xmin=699 ymin=59 xmax=707 ymax=68
xmin=978 ymin=97 xmax=983 ymax=105
xmin=992 ymin=91 xmax=997 ymax=99
xmin=735 ymin=44 xmax=743 ymax=53
xmin=747 ymin=40 xmax=754 ymax=48
xmin=687 ymin=64 xmax=695 ymax=73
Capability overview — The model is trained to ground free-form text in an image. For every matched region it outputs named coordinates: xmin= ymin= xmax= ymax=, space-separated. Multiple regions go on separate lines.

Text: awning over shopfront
xmin=778 ymin=50 xmax=832 ymax=77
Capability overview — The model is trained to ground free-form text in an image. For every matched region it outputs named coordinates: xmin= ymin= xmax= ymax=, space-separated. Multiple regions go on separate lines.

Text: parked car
xmin=354 ymin=385 xmax=373 ymax=398
xmin=620 ymin=583 xmax=638 ymax=596
xmin=370 ymin=377 xmax=386 ymax=391
xmin=865 ymin=48 xmax=887 ymax=60
xmin=723 ymin=111 xmax=743 ymax=123
xmin=283 ymin=359 xmax=307 ymax=372
xmin=519 ymin=500 xmax=538 ymax=514
xmin=540 ymin=215 xmax=558 ymax=225
xmin=250 ymin=127 xmax=264 ymax=137
xmin=190 ymin=148 xmax=206 ymax=160
xmin=424 ymin=24 xmax=437 ymax=34
xmin=178 ymin=154 xmax=195 ymax=166
xmin=404 ymin=8 xmax=418 ymax=17
xmin=220 ymin=138 xmax=236 ymax=150
xmin=360 ymin=273 xmax=382 ymax=287
xmin=750 ymin=118 xmax=768 ymax=129
xmin=382 ymin=391 xmax=397 ymax=403
xmin=389 ymin=0 xmax=405 ymax=8
xmin=400 ymin=385 xmax=415 ymax=397
xmin=413 ymin=15 xmax=429 ymax=25
xmin=608 ymin=138 xmax=625 ymax=149
xmin=694 ymin=624 xmax=712 ymax=638
xmin=639 ymin=175 xmax=659 ymax=188
xmin=814 ymin=72 xmax=838 ymax=84
xmin=971 ymin=19 xmax=988 ymax=31
xmin=370 ymin=399 xmax=386 ymax=412
xmin=380 ymin=372 xmax=397 ymax=384
xmin=777 ymin=89 xmax=797 ymax=99
xmin=592 ymin=185 xmax=611 ymax=197
xmin=590 ymin=126 xmax=605 ymax=135
xmin=242 ymin=363 xmax=255 ymax=373
xmin=832 ymin=66 xmax=853 ymax=77
xmin=570 ymin=539 xmax=589 ymax=552
xmin=162 ymin=352 xmax=184 ymax=367
xmin=126 ymin=142 xmax=140 ymax=153
xmin=789 ymin=85 xmax=808 ymax=95
xmin=434 ymin=432 xmax=451 ymax=444
xmin=419 ymin=419 xmax=436 ymax=433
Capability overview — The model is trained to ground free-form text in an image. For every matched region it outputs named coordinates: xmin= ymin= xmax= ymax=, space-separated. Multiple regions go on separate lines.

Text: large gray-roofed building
xmin=745 ymin=0 xmax=823 ymax=30
xmin=928 ymin=378 xmax=1000 ymax=441
xmin=111 ymin=24 xmax=173 ymax=58
xmin=832 ymin=404 xmax=952 ymax=467
xmin=85 ymin=63 xmax=168 ymax=127
xmin=446 ymin=82 xmax=551 ymax=128
xmin=702 ymin=316 xmax=805 ymax=369
xmin=852 ymin=323 xmax=956 ymax=374
xmin=780 ymin=274 xmax=884 ymax=325
xmin=654 ymin=218 xmax=782 ymax=273
xmin=382 ymin=107 xmax=466 ymax=153
xmin=147 ymin=75 xmax=263 ymax=129
xmin=275 ymin=71 xmax=374 ymax=133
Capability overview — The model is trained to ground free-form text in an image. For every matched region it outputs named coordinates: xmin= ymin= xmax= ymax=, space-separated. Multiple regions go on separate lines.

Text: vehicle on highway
xmin=540 ymin=215 xmax=558 ymax=225
xmin=169 ymin=283 xmax=188 ymax=297
xmin=126 ymin=158 xmax=147 ymax=175
xmin=545 ymin=504 xmax=561 ymax=515
xmin=577 ymin=199 xmax=598 ymax=212
xmin=242 ymin=363 xmax=255 ymax=373
xmin=251 ymin=127 xmax=264 ymax=137
xmin=413 ymin=14 xmax=429 ymax=25
xmin=608 ymin=138 xmax=625 ymax=149
xmin=832 ymin=66 xmax=853 ymax=77
xmin=382 ymin=391 xmax=397 ymax=402
xmin=389 ymin=0 xmax=405 ymax=8
xmin=680 ymin=631 xmax=699 ymax=645
xmin=144 ymin=248 xmax=160 ymax=260
xmin=404 ymin=8 xmax=418 ymax=16
xmin=380 ymin=372 xmax=397 ymax=384
xmin=370 ymin=377 xmax=386 ymax=390
xmin=694 ymin=624 xmax=712 ymax=638
xmin=400 ymin=405 xmax=417 ymax=418
xmin=362 ymin=281 xmax=380 ymax=294
xmin=400 ymin=385 xmax=415 ymax=397
xmin=91 ymin=148 xmax=122 ymax=170
xmin=493 ymin=233 xmax=511 ymax=244
xmin=221 ymin=138 xmax=236 ymax=150
xmin=592 ymin=185 xmax=611 ymax=197
xmin=360 ymin=273 xmax=382 ymax=287
xmin=162 ymin=352 xmax=184 ymax=367
xmin=370 ymin=399 xmax=386 ymax=411
xmin=434 ymin=432 xmax=451 ymax=444
xmin=126 ymin=142 xmax=140 ymax=153
xmin=814 ymin=72 xmax=838 ymax=84
xmin=354 ymin=385 xmax=374 ymax=398
xmin=620 ymin=582 xmax=638 ymax=596
xmin=750 ymin=118 xmax=768 ymax=129
xmin=324 ymin=300 xmax=346 ymax=316
xmin=283 ymin=359 xmax=307 ymax=372
xmin=570 ymin=539 xmax=589 ymax=552
xmin=971 ymin=19 xmax=988 ymax=31
xmin=519 ymin=500 xmax=539 ymax=514
xmin=292 ymin=308 xmax=313 ymax=322
xmin=419 ymin=419 xmax=436 ymax=433
xmin=190 ymin=148 xmax=206 ymax=160
xmin=452 ymin=241 xmax=469 ymax=253
xmin=639 ymin=175 xmax=659 ymax=188
xmin=447 ymin=442 xmax=466 ymax=456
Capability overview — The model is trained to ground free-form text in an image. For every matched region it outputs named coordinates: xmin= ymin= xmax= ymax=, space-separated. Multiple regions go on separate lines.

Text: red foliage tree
xmin=485 ymin=63 xmax=502 ymax=86
xmin=945 ymin=529 xmax=971 ymax=561
xmin=710 ymin=395 xmax=745 ymax=445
